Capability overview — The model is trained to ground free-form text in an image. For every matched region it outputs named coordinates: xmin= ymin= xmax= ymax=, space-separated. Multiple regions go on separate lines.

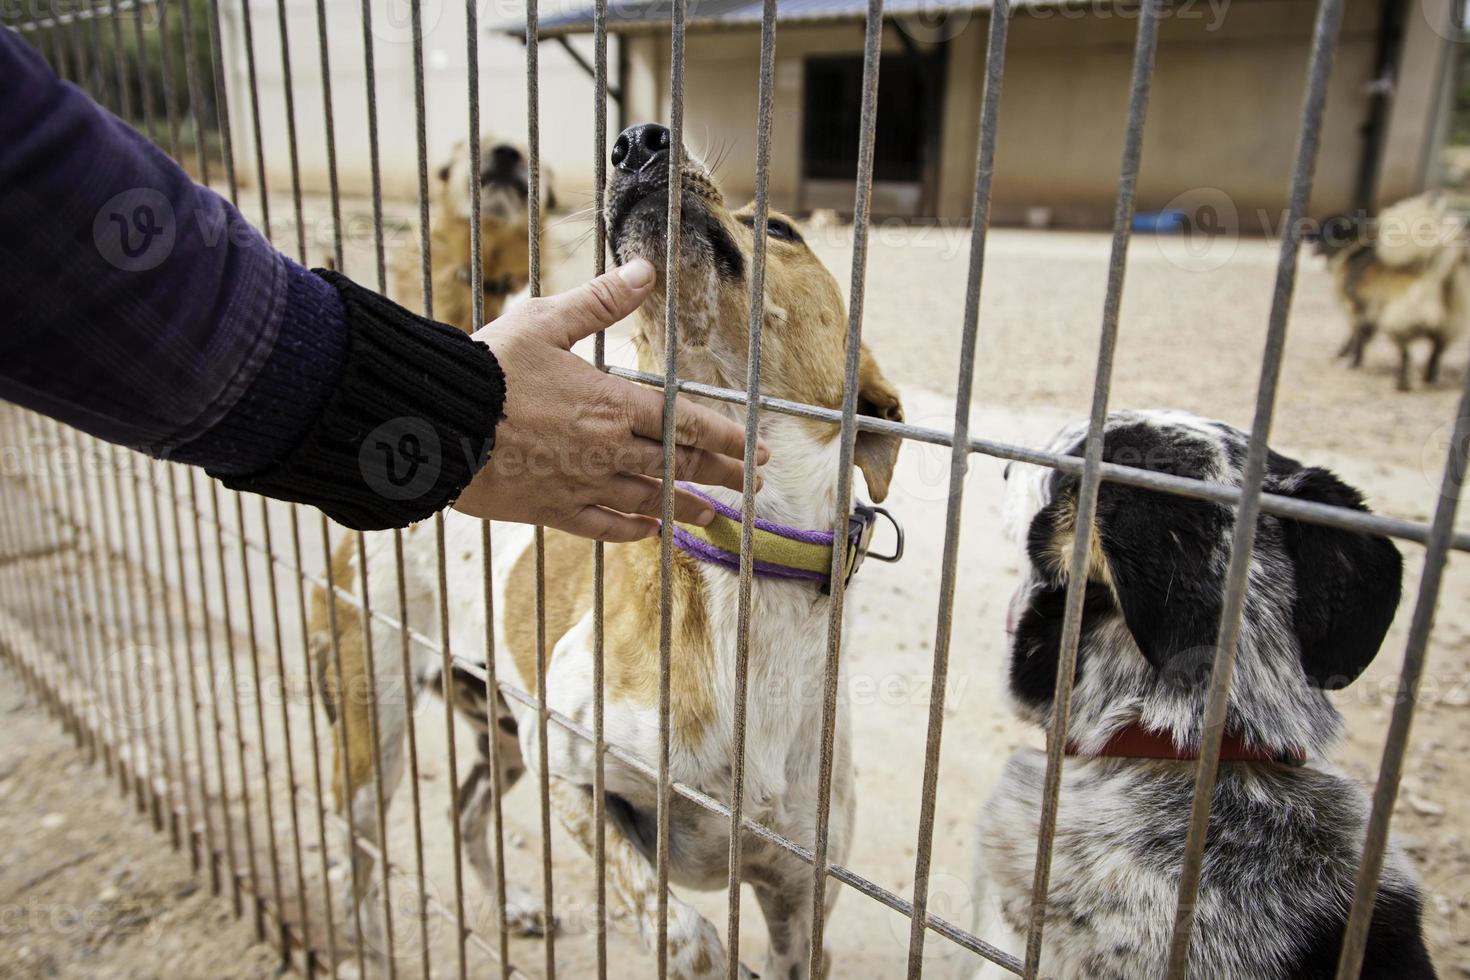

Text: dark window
xmin=801 ymin=54 xmax=935 ymax=184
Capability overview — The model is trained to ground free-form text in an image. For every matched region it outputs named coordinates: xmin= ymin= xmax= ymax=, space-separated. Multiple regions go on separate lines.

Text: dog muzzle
xmin=668 ymin=483 xmax=902 ymax=592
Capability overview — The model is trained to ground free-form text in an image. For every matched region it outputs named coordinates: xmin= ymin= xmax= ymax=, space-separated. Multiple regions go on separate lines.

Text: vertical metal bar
xmin=723 ymin=0 xmax=777 ymax=974
xmin=155 ymin=0 xmax=185 ymax=169
xmin=462 ymin=1 xmax=508 ymax=975
xmin=522 ymin=7 xmax=557 ymax=979
xmin=590 ymin=1 xmax=610 ymax=973
xmin=272 ymin=0 xmax=307 ymax=263
xmin=905 ymin=4 xmax=1009 ymax=975
xmin=807 ymin=0 xmax=882 ymax=972
xmin=167 ymin=465 xmax=217 ymax=882
xmin=67 ymin=6 xmax=89 ymax=95
xmin=235 ymin=494 xmax=288 ymax=960
xmin=130 ymin=0 xmax=158 ymax=147
xmin=262 ymin=0 xmax=320 ymax=962
xmin=321 ymin=516 xmax=368 ymax=980
xmin=1020 ymin=4 xmax=1160 ymax=976
xmin=656 ymin=0 xmax=688 ymax=973
xmin=434 ymin=513 xmax=469 ymax=980
xmin=479 ymin=522 xmax=513 ymax=978
xmin=390 ymin=528 xmax=432 ymax=980
xmin=312 ymin=0 xmax=343 ymax=270
xmin=122 ymin=449 xmax=172 ymax=833
xmin=203 ymin=0 xmax=238 ymax=201
xmin=151 ymin=7 xmax=216 ymax=885
xmin=349 ymin=5 xmax=402 ymax=957
xmin=1163 ymin=0 xmax=1343 ymax=972
xmin=68 ymin=432 xmax=119 ymax=780
xmin=85 ymin=0 xmax=113 ymax=108
xmin=352 ymin=530 xmax=398 ymax=974
xmin=211 ymin=484 xmax=265 ymax=939
xmin=1332 ymin=135 xmax=1469 ymax=980
xmin=120 ymin=448 xmax=168 ymax=832
xmin=107 ymin=0 xmax=133 ymax=122
xmin=146 ymin=458 xmax=191 ymax=852
xmin=43 ymin=420 xmax=95 ymax=759
xmin=1 ymin=416 xmax=58 ymax=726
xmin=404 ymin=4 xmax=438 ymax=975
xmin=48 ymin=18 xmax=72 ymax=80
xmin=290 ymin=507 xmax=339 ymax=979
xmin=176 ymin=0 xmax=213 ymax=184
xmin=358 ymin=0 xmax=387 ymax=292
xmin=99 ymin=448 xmax=150 ymax=812
xmin=191 ymin=475 xmax=239 ymax=904
xmin=236 ymin=0 xmax=272 ymax=237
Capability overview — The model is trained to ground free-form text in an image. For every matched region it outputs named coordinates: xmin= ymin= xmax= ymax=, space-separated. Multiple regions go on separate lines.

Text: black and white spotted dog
xmin=965 ymin=410 xmax=1436 ymax=979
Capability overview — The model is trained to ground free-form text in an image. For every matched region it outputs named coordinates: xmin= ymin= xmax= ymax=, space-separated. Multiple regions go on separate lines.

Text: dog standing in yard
xmin=962 ymin=411 xmax=1435 ymax=979
xmin=1316 ymin=193 xmax=1469 ymax=391
xmin=311 ymin=122 xmax=904 ymax=978
xmin=391 ymin=135 xmax=554 ymax=332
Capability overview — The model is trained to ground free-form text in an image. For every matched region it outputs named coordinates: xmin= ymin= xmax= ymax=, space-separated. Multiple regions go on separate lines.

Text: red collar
xmin=1067 ymin=724 xmax=1307 ymax=765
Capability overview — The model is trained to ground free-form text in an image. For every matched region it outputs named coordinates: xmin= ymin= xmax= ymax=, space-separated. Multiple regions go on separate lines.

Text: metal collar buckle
xmin=834 ymin=503 xmax=905 ymax=592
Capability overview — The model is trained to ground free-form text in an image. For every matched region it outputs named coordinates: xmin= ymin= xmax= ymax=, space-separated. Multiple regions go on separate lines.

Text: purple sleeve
xmin=0 ymin=26 xmax=345 ymax=475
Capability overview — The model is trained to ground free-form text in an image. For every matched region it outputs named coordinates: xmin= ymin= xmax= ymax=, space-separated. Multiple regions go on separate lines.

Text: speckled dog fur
xmin=966 ymin=410 xmax=1436 ymax=980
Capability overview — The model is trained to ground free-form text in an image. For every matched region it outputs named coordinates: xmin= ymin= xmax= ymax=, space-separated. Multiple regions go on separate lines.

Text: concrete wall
xmin=218 ymin=0 xmax=618 ymax=205
xmin=618 ymin=0 xmax=1451 ymax=231
xmin=218 ymin=0 xmax=1453 ymax=234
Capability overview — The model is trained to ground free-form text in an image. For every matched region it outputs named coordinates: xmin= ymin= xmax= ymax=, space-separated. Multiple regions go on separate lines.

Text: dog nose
xmin=612 ymin=123 xmax=670 ymax=174
xmin=489 ymin=144 xmax=521 ymax=169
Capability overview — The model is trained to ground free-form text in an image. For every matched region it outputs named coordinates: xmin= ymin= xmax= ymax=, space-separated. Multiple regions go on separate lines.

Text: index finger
xmin=626 ymin=385 xmax=770 ymax=465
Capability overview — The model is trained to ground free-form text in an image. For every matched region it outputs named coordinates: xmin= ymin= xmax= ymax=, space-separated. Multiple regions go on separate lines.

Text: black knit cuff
xmin=214 ymin=270 xmax=506 ymax=530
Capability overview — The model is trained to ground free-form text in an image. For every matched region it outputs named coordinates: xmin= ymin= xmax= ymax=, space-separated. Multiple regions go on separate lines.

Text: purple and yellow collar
xmin=670 ymin=483 xmax=902 ymax=591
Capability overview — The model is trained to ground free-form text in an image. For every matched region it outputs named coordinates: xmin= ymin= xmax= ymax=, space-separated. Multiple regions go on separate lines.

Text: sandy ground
xmin=0 ymin=667 xmax=281 ymax=979
xmin=1 ymin=201 xmax=1467 ymax=979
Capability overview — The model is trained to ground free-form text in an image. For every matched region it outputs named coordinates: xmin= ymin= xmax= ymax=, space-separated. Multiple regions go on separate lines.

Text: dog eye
xmin=765 ymin=218 xmax=798 ymax=242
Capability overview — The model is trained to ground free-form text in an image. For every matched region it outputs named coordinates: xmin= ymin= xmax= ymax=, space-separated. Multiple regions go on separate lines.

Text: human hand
xmin=454 ymin=258 xmax=767 ymax=541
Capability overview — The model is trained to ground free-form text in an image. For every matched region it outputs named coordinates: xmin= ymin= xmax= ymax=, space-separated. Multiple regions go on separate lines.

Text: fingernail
xmin=618 ymin=258 xmax=655 ymax=288
xmin=756 ymin=441 xmax=771 ymax=464
xmin=695 ymin=508 xmax=715 ymax=526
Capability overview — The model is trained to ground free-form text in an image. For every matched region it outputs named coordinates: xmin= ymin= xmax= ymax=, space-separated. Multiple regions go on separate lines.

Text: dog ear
xmin=1089 ymin=481 xmax=1232 ymax=682
xmin=1278 ymin=467 xmax=1402 ymax=688
xmin=854 ymin=345 xmax=903 ymax=503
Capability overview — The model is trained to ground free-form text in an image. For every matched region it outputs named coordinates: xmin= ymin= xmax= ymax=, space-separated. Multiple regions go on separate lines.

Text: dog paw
xmin=504 ymin=900 xmax=559 ymax=938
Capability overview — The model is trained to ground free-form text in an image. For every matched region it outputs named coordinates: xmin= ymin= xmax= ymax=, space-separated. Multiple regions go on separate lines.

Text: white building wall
xmin=218 ymin=0 xmax=618 ymax=210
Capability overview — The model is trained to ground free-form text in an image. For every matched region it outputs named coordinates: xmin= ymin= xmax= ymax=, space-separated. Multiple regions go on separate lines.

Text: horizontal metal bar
xmin=12 ymin=0 xmax=156 ymax=33
xmin=606 ymin=366 xmax=1469 ymax=552
xmin=456 ymin=662 xmax=1028 ymax=975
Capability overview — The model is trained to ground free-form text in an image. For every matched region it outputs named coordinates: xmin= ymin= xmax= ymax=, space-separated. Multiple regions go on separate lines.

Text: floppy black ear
xmin=1279 ymin=467 xmax=1402 ymax=688
xmin=1091 ymin=482 xmax=1232 ymax=682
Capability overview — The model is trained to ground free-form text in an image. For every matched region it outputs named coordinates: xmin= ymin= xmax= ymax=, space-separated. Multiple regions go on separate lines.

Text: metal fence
xmin=1 ymin=0 xmax=1468 ymax=978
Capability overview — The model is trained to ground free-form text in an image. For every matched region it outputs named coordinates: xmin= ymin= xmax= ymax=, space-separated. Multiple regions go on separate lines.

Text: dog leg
xmin=751 ymin=870 xmax=839 ymax=980
xmin=1396 ymin=338 xmax=1413 ymax=391
xmin=1350 ymin=322 xmax=1374 ymax=368
xmin=1424 ymin=332 xmax=1446 ymax=384
xmin=547 ymin=782 xmax=754 ymax=979
xmin=458 ymin=735 xmax=554 ymax=937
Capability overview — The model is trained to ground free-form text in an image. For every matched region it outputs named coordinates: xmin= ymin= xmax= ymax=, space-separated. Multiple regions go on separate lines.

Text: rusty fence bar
xmin=0 ymin=2 xmax=1466 ymax=978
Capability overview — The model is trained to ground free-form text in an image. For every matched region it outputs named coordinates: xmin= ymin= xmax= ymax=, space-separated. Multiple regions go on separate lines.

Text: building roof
xmin=499 ymin=0 xmax=1003 ymax=38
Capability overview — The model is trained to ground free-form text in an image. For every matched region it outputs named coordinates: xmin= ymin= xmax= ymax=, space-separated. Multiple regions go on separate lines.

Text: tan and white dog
xmin=310 ymin=122 xmax=904 ymax=978
xmin=392 ymin=135 xmax=555 ymax=332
